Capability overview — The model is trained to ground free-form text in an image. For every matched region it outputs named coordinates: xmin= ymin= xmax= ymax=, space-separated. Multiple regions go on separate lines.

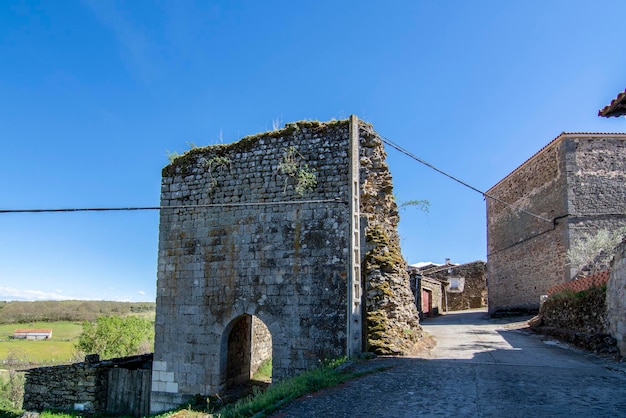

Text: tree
xmin=0 ymin=349 xmax=28 ymax=411
xmin=75 ymin=316 xmax=154 ymax=360
xmin=567 ymin=226 xmax=626 ymax=276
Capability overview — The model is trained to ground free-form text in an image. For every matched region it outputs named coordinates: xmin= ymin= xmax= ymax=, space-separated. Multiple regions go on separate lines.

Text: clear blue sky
xmin=1 ymin=1 xmax=625 ymax=302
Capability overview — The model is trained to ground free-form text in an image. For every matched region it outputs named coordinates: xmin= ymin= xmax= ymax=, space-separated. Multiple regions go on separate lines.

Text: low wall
xmin=23 ymin=354 xmax=152 ymax=415
xmin=533 ymin=286 xmax=617 ymax=355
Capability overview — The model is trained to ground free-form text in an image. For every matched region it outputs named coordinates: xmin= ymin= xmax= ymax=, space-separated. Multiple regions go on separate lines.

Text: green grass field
xmin=0 ymin=322 xmax=83 ymax=366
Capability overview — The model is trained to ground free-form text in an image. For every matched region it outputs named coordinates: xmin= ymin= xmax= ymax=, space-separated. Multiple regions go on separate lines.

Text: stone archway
xmin=222 ymin=314 xmax=273 ymax=389
xmin=151 ymin=117 xmax=421 ymax=413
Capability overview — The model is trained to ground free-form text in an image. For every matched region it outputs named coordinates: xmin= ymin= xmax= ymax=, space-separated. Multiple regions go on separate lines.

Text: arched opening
xmin=224 ymin=314 xmax=273 ymax=390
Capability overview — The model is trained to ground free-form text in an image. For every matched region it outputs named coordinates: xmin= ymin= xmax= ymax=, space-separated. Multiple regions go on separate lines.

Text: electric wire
xmin=1 ymin=136 xmax=557 ymax=224
xmin=379 ymin=135 xmax=554 ymax=224
xmin=0 ymin=198 xmax=347 ymax=214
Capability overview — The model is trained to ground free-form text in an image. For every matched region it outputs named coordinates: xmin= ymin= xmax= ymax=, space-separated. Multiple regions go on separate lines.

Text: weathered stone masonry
xmin=23 ymin=354 xmax=152 ymax=417
xmin=151 ymin=117 xmax=421 ymax=412
xmin=428 ymin=261 xmax=487 ymax=311
xmin=608 ymin=239 xmax=626 ymax=356
xmin=487 ymin=133 xmax=626 ymax=313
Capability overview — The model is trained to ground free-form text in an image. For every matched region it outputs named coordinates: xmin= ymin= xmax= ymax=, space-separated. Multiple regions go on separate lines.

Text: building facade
xmin=486 ymin=133 xmax=626 ymax=313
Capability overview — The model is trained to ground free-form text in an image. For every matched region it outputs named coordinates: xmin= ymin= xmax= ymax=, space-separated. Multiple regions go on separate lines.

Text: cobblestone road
xmin=270 ymin=309 xmax=626 ymax=417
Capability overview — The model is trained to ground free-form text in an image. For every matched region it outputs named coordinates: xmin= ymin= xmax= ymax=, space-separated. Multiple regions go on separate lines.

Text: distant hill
xmin=0 ymin=300 xmax=155 ymax=324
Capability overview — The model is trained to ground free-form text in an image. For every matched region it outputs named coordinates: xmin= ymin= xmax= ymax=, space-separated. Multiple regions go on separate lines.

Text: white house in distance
xmin=12 ymin=329 xmax=52 ymax=340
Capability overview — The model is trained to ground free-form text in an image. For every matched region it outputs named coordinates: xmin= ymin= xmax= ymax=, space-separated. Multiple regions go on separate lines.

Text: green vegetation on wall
xmin=278 ymin=146 xmax=317 ymax=195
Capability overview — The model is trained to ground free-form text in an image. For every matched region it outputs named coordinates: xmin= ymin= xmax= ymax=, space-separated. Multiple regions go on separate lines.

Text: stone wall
xmin=565 ymin=136 xmax=626 ymax=278
xmin=487 ymin=137 xmax=569 ymax=313
xmin=487 ymin=133 xmax=626 ymax=314
xmin=608 ymin=239 xmax=626 ymax=356
xmin=358 ymin=122 xmax=422 ymax=355
xmin=152 ymin=117 xmax=420 ymax=412
xmin=532 ymin=286 xmax=617 ymax=355
xmin=250 ymin=316 xmax=272 ymax=376
xmin=428 ymin=261 xmax=487 ymax=311
xmin=23 ymin=354 xmax=152 ymax=416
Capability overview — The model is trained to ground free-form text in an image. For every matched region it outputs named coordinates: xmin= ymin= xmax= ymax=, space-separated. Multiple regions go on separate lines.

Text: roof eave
xmin=599 ymin=89 xmax=626 ymax=118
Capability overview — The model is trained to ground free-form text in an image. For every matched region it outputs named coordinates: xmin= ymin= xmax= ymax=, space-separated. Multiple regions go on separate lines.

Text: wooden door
xmin=422 ymin=289 xmax=432 ymax=316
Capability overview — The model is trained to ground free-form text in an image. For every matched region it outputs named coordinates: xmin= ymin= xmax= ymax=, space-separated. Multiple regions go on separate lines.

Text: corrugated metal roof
xmin=599 ymin=89 xmax=626 ymax=117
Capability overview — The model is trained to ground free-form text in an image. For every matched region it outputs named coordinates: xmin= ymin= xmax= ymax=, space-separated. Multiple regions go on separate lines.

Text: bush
xmin=75 ymin=316 xmax=154 ymax=360
xmin=0 ymin=350 xmax=28 ymax=412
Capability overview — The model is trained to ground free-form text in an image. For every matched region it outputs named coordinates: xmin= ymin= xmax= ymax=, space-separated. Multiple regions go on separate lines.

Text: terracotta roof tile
xmin=599 ymin=89 xmax=626 ymax=117
xmin=13 ymin=329 xmax=52 ymax=333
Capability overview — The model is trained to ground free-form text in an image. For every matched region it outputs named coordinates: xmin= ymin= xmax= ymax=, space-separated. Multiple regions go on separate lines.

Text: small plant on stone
xmin=165 ymin=141 xmax=199 ymax=163
xmin=272 ymin=115 xmax=283 ymax=131
xmin=278 ymin=146 xmax=317 ymax=196
xmin=202 ymin=155 xmax=232 ymax=191
xmin=398 ymin=199 xmax=430 ymax=213
xmin=166 ymin=150 xmax=180 ymax=163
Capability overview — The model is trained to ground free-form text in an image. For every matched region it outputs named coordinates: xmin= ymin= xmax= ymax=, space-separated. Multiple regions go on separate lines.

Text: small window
xmin=447 ymin=277 xmax=465 ymax=293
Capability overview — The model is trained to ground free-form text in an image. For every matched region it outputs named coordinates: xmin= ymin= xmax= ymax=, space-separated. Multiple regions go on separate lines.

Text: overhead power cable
xmin=1 ymin=136 xmax=553 ymax=224
xmin=0 ymin=198 xmax=347 ymax=214
xmin=379 ymin=135 xmax=553 ymax=224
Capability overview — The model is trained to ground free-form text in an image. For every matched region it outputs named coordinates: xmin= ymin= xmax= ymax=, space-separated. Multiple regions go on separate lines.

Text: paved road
xmin=271 ymin=309 xmax=626 ymax=417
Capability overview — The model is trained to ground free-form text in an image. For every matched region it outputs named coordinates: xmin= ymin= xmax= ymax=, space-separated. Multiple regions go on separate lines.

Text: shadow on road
xmin=270 ymin=309 xmax=626 ymax=417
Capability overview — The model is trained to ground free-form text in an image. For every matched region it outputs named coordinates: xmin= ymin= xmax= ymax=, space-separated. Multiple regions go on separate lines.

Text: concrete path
xmin=271 ymin=309 xmax=626 ymax=417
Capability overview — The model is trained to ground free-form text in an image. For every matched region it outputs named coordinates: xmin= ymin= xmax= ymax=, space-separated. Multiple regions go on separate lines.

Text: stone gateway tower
xmin=151 ymin=117 xmax=421 ymax=413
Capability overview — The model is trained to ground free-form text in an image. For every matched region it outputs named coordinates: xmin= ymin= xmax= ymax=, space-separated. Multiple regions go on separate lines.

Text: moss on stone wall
xmin=359 ymin=126 xmax=423 ymax=356
xmin=163 ymin=119 xmax=348 ymax=177
xmin=364 ymin=225 xmax=405 ymax=273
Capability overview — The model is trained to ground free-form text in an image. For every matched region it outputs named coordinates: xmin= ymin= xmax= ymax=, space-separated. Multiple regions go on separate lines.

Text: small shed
xmin=13 ymin=329 xmax=52 ymax=340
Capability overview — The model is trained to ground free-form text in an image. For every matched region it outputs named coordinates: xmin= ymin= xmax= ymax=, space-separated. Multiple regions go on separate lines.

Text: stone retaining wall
xmin=608 ymin=240 xmax=626 ymax=356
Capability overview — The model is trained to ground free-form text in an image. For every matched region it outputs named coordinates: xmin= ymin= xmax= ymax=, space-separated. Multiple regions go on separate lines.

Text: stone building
xmin=408 ymin=264 xmax=445 ymax=318
xmin=408 ymin=260 xmax=487 ymax=317
xmin=486 ymin=132 xmax=626 ymax=314
xmin=151 ymin=117 xmax=421 ymax=412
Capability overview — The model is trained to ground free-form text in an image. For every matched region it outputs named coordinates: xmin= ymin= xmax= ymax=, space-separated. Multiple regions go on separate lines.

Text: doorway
xmin=224 ymin=314 xmax=273 ymax=389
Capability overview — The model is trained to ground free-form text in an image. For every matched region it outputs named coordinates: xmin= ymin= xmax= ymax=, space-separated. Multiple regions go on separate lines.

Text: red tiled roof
xmin=13 ymin=329 xmax=52 ymax=333
xmin=546 ymin=270 xmax=609 ymax=296
xmin=599 ymin=89 xmax=626 ymax=117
